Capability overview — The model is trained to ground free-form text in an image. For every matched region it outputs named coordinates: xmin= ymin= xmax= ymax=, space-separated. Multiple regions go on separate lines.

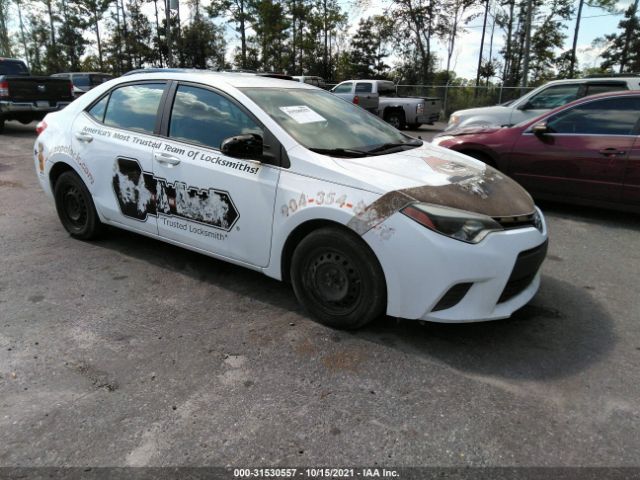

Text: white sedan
xmin=34 ymin=71 xmax=548 ymax=329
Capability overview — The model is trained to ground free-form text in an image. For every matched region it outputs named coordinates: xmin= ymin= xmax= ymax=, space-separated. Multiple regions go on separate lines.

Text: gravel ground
xmin=0 ymin=120 xmax=639 ymax=469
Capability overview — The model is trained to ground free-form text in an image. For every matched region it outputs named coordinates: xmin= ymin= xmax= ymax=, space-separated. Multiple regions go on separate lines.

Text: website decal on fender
xmin=112 ymin=158 xmax=239 ymax=233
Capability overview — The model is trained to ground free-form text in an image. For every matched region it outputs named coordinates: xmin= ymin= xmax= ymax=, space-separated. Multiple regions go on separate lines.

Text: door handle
xmin=154 ymin=152 xmax=181 ymax=166
xmin=599 ymin=147 xmax=626 ymax=156
xmin=74 ymin=132 xmax=93 ymax=143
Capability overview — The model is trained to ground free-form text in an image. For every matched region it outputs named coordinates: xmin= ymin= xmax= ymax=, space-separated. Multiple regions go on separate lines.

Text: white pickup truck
xmin=331 ymin=79 xmax=441 ymax=129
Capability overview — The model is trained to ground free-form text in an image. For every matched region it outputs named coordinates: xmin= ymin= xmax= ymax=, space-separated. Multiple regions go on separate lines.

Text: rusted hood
xmin=334 ymin=145 xmax=535 ymax=218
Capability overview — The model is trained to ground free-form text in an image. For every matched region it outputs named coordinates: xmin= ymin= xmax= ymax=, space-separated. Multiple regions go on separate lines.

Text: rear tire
xmin=54 ymin=171 xmax=104 ymax=240
xmin=290 ymin=227 xmax=387 ymax=330
xmin=385 ymin=110 xmax=406 ymax=130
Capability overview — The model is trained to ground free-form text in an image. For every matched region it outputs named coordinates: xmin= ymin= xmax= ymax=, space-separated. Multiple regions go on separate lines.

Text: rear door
xmin=155 ymin=82 xmax=280 ymax=267
xmin=71 ymin=81 xmax=167 ymax=236
xmin=507 ymin=95 xmax=640 ymax=203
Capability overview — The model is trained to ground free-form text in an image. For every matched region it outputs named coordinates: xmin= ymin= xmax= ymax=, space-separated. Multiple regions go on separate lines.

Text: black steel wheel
xmin=54 ymin=170 xmax=104 ymax=240
xmin=290 ymin=227 xmax=386 ymax=329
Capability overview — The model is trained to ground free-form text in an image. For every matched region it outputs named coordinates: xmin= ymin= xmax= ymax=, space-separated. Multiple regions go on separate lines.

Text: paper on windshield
xmin=279 ymin=105 xmax=327 ymax=124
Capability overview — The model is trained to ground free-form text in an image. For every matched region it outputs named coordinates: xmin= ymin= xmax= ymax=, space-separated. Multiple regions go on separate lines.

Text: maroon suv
xmin=432 ymin=91 xmax=640 ymax=212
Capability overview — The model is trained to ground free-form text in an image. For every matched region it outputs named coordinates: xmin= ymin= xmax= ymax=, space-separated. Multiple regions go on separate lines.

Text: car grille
xmin=498 ymin=240 xmax=548 ymax=303
xmin=493 ymin=212 xmax=538 ymax=230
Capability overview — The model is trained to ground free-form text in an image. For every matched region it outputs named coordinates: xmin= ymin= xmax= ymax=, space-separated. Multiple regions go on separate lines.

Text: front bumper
xmin=363 ymin=208 xmax=548 ymax=323
xmin=417 ymin=112 xmax=440 ymax=124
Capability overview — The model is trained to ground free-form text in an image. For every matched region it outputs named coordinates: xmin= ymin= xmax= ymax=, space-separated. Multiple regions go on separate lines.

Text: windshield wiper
xmin=366 ymin=140 xmax=423 ymax=154
xmin=308 ymin=147 xmax=369 ymax=158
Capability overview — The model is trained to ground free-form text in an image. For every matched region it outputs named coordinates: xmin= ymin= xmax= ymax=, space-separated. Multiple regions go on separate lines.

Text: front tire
xmin=290 ymin=227 xmax=386 ymax=330
xmin=407 ymin=123 xmax=422 ymax=130
xmin=54 ymin=171 xmax=104 ymax=240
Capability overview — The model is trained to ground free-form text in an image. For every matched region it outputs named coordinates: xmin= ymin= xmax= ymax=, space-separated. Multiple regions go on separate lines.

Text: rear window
xmin=0 ymin=60 xmax=29 ymax=76
xmin=103 ymin=83 xmax=165 ymax=134
xmin=355 ymin=83 xmax=372 ymax=93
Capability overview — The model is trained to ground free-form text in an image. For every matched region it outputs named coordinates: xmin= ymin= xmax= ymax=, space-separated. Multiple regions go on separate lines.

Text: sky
xmin=6 ymin=0 xmax=634 ymax=80
xmin=343 ymin=0 xmax=632 ymax=79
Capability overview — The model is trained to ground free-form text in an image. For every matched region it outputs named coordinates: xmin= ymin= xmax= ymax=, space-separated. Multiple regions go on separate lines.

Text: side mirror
xmin=518 ymin=101 xmax=532 ymax=111
xmin=220 ymin=134 xmax=263 ymax=160
xmin=531 ymin=122 xmax=549 ymax=136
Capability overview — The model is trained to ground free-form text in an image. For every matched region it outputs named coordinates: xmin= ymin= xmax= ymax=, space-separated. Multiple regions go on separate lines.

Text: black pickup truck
xmin=0 ymin=58 xmax=73 ymax=133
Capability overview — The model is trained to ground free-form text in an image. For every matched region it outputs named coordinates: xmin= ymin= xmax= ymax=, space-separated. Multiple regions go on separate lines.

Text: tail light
xmin=353 ymin=95 xmax=359 ymax=105
xmin=36 ymin=120 xmax=48 ymax=135
xmin=0 ymin=80 xmax=9 ymax=98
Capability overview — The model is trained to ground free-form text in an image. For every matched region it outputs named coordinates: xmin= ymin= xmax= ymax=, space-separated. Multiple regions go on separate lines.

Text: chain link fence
xmin=326 ymin=84 xmax=536 ymax=119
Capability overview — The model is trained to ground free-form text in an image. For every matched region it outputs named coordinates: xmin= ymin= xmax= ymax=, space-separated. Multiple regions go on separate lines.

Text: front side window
xmin=169 ymin=85 xmax=263 ymax=150
xmin=546 ymin=96 xmax=640 ymax=135
xmin=332 ymin=82 xmax=353 ymax=94
xmin=526 ymin=84 xmax=580 ymax=110
xmin=103 ymin=83 xmax=165 ymax=134
xmin=242 ymin=88 xmax=417 ymax=153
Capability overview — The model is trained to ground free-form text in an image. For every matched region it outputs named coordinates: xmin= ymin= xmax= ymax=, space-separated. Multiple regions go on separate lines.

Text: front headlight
xmin=448 ymin=114 xmax=460 ymax=127
xmin=431 ymin=135 xmax=454 ymax=146
xmin=401 ymin=203 xmax=503 ymax=244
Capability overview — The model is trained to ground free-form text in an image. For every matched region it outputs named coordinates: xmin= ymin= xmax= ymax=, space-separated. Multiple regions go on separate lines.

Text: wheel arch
xmin=279 ymin=219 xmax=388 ymax=302
xmin=49 ymin=161 xmax=78 ymax=191
xmin=453 ymin=147 xmax=499 ymax=168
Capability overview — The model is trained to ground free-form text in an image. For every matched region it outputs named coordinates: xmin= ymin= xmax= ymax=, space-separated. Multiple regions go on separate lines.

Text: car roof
xmin=119 ymin=70 xmax=317 ymax=90
xmin=543 ymin=77 xmax=640 ymax=86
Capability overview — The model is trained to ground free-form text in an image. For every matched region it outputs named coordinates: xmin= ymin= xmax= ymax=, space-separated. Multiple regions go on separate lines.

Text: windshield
xmin=0 ymin=60 xmax=29 ymax=76
xmin=241 ymin=87 xmax=420 ymax=155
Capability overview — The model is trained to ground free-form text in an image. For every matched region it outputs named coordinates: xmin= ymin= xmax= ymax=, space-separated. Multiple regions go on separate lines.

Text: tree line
xmin=0 ymin=0 xmax=637 ymax=86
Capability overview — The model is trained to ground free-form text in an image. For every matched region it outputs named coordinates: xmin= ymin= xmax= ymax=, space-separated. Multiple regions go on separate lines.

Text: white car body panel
xmin=35 ymin=71 xmax=548 ymax=323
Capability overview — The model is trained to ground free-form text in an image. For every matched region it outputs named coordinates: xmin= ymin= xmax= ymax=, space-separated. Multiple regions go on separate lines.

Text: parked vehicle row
xmin=433 ymin=90 xmax=640 ymax=212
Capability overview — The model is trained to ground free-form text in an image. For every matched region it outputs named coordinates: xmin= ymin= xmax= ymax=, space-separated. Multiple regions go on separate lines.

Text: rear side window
xmin=169 ymin=85 xmax=263 ymax=150
xmin=355 ymin=83 xmax=372 ymax=93
xmin=333 ymin=82 xmax=352 ymax=93
xmin=546 ymin=96 xmax=640 ymax=135
xmin=584 ymin=83 xmax=628 ymax=96
xmin=103 ymin=83 xmax=165 ymax=134
xmin=526 ymin=84 xmax=580 ymax=109
xmin=87 ymin=95 xmax=109 ymax=122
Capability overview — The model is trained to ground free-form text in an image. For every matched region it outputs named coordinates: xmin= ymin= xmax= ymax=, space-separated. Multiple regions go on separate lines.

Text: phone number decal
xmin=281 ymin=192 xmax=367 ymax=218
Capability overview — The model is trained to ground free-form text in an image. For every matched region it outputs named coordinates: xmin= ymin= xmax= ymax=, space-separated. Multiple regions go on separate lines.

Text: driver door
xmin=155 ymin=83 xmax=280 ymax=267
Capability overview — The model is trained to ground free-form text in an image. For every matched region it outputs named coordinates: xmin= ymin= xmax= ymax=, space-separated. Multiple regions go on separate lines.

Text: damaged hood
xmin=333 ymin=144 xmax=535 ymax=218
